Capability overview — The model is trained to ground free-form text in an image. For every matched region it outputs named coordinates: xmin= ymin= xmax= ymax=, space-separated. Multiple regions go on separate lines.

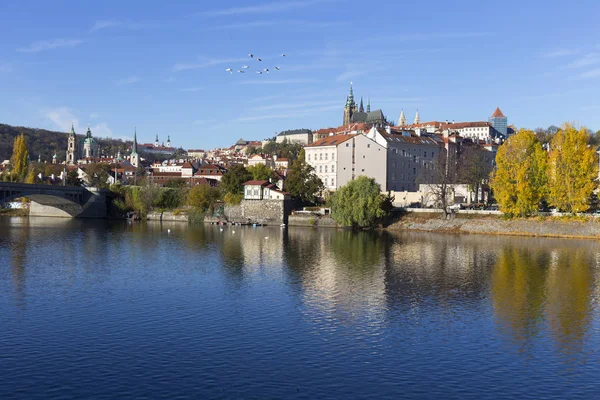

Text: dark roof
xmin=235 ymin=138 xmax=248 ymax=145
xmin=243 ymin=180 xmax=270 ymax=186
xmin=277 ymin=129 xmax=312 ymax=136
xmin=377 ymin=128 xmax=440 ymax=145
xmin=351 ymin=109 xmax=385 ymax=123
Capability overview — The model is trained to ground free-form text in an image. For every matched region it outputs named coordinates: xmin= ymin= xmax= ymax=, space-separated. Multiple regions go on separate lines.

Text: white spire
xmin=414 ymin=109 xmax=420 ymax=124
xmin=399 ymin=109 xmax=406 ymax=126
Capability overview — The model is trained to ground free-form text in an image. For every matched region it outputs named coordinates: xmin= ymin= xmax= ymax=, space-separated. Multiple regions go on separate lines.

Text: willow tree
xmin=547 ymin=124 xmax=598 ymax=213
xmin=490 ymin=129 xmax=547 ymax=217
xmin=10 ymin=133 xmax=29 ymax=181
xmin=330 ymin=176 xmax=386 ymax=228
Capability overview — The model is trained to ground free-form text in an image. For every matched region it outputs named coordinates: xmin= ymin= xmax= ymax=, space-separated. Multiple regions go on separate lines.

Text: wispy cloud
xmin=193 ymin=119 xmax=217 ymax=125
xmin=235 ymin=104 xmax=338 ymax=122
xmin=116 ymin=75 xmax=141 ymax=85
xmin=42 ymin=107 xmax=113 ymax=137
xmin=202 ymin=0 xmax=335 ymax=17
xmin=252 ymin=100 xmax=339 ymax=112
xmin=173 ymin=57 xmax=247 ymax=72
xmin=578 ymin=68 xmax=600 ymax=79
xmin=179 ymin=87 xmax=202 ymax=92
xmin=89 ymin=19 xmax=159 ymax=33
xmin=541 ymin=48 xmax=579 ymax=58
xmin=17 ymin=38 xmax=83 ymax=53
xmin=566 ymin=53 xmax=600 ymax=69
xmin=89 ymin=112 xmax=100 ymax=119
xmin=336 ymin=69 xmax=367 ymax=82
xmin=238 ymin=78 xmax=318 ymax=85
xmin=207 ymin=19 xmax=346 ymax=30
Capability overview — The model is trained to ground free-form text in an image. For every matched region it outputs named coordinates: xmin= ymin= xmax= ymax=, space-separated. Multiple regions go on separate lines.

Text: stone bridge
xmin=0 ymin=182 xmax=108 ymax=218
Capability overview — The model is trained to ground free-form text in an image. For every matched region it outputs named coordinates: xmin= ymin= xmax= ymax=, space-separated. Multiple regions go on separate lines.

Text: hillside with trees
xmin=0 ymin=123 xmax=133 ymax=163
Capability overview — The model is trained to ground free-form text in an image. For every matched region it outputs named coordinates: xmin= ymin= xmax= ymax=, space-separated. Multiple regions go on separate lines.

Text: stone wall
xmin=224 ymin=199 xmax=291 ymax=225
xmin=390 ymin=214 xmax=600 ymax=239
xmin=288 ymin=214 xmax=338 ymax=228
xmin=147 ymin=211 xmax=190 ymax=222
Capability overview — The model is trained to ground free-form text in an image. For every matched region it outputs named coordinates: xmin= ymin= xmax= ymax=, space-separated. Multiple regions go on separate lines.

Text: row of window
xmin=307 ymin=152 xmax=335 ymax=161
xmin=318 ymin=165 xmax=335 ymax=173
xmin=391 ymin=148 xmax=436 ymax=158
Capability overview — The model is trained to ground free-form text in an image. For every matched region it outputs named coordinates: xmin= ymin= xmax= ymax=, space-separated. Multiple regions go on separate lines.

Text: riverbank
xmin=386 ymin=212 xmax=600 ymax=239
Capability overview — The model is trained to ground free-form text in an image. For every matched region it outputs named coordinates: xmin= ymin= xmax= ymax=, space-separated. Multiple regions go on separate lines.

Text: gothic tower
xmin=343 ymin=83 xmax=356 ymax=125
xmin=66 ymin=124 xmax=77 ymax=165
xmin=131 ymin=129 xmax=139 ymax=168
xmin=414 ymin=109 xmax=420 ymax=124
xmin=359 ymin=97 xmax=364 ymax=113
xmin=167 ymin=135 xmax=171 ymax=148
xmin=367 ymin=97 xmax=371 ymax=113
xmin=154 ymin=134 xmax=159 ymax=147
xmin=399 ymin=109 xmax=406 ymax=126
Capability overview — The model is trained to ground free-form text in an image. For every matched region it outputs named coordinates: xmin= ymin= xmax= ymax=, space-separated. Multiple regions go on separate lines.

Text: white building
xmin=243 ymin=180 xmax=291 ymax=200
xmin=275 ymin=129 xmax=313 ymax=145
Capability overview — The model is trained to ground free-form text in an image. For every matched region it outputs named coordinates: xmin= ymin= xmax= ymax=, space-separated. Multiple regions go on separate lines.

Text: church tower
xmin=154 ymin=134 xmax=159 ymax=147
xmin=399 ymin=110 xmax=406 ymax=126
xmin=66 ymin=124 xmax=77 ymax=165
xmin=167 ymin=135 xmax=171 ymax=148
xmin=414 ymin=109 xmax=420 ymax=124
xmin=359 ymin=97 xmax=364 ymax=113
xmin=343 ymin=83 xmax=356 ymax=126
xmin=367 ymin=97 xmax=370 ymax=113
xmin=131 ymin=129 xmax=140 ymax=168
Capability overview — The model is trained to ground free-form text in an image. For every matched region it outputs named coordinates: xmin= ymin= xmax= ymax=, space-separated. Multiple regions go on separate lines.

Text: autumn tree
xmin=10 ymin=133 xmax=29 ymax=181
xmin=547 ymin=124 xmax=598 ymax=213
xmin=285 ymin=149 xmax=324 ymax=203
xmin=84 ymin=163 xmax=111 ymax=188
xmin=187 ymin=184 xmax=220 ymax=212
xmin=490 ymin=129 xmax=547 ymax=217
xmin=330 ymin=176 xmax=387 ymax=228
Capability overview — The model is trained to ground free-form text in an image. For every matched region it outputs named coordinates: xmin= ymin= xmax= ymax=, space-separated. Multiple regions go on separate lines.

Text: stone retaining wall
xmin=288 ymin=214 xmax=338 ymax=228
xmin=392 ymin=215 xmax=600 ymax=239
xmin=224 ymin=199 xmax=291 ymax=225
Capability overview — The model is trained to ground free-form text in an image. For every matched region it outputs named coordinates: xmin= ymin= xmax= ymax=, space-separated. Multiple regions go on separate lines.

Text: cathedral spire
xmin=367 ymin=97 xmax=370 ymax=113
xmin=132 ymin=128 xmax=138 ymax=154
xmin=70 ymin=123 xmax=76 ymax=136
xmin=414 ymin=109 xmax=420 ymax=124
xmin=399 ymin=109 xmax=406 ymax=126
xmin=359 ymin=96 xmax=364 ymax=113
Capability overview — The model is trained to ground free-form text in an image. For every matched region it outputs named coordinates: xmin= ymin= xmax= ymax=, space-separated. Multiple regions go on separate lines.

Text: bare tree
xmin=459 ymin=145 xmax=494 ymax=204
xmin=418 ymin=148 xmax=459 ymax=218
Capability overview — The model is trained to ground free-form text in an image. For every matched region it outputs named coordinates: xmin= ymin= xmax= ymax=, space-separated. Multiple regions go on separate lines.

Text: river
xmin=1 ymin=217 xmax=599 ymax=399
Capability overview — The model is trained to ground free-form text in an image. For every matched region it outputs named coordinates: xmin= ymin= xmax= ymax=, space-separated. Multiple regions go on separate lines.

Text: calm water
xmin=1 ymin=217 xmax=599 ymax=399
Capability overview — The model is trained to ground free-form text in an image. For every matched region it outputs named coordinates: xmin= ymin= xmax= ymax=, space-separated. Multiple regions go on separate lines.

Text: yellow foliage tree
xmin=547 ymin=124 xmax=598 ymax=213
xmin=490 ymin=129 xmax=547 ymax=217
xmin=25 ymin=169 xmax=36 ymax=184
xmin=10 ymin=133 xmax=29 ymax=181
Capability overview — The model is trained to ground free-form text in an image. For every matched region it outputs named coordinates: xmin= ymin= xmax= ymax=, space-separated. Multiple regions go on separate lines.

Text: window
xmin=332 ymin=165 xmax=335 ymax=173
xmin=308 ymin=153 xmax=311 ymax=161
xmin=363 ymin=155 xmax=365 ymax=158
xmin=392 ymin=173 xmax=396 ymax=181
xmin=346 ymin=143 xmax=349 ymax=147
xmin=325 ymin=153 xmax=328 ymax=160
xmin=319 ymin=165 xmax=322 ymax=173
xmin=367 ymin=144 xmax=370 ymax=148
xmin=319 ymin=153 xmax=322 ymax=160
xmin=332 ymin=153 xmax=335 ymax=160
xmin=324 ymin=165 xmax=328 ymax=173
xmin=392 ymin=161 xmax=396 ymax=168
xmin=413 ymin=168 xmax=416 ymax=175
xmin=361 ymin=168 xmax=365 ymax=172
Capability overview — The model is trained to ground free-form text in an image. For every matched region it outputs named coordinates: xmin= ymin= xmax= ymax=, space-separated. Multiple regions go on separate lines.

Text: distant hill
xmin=0 ymin=124 xmax=132 ymax=162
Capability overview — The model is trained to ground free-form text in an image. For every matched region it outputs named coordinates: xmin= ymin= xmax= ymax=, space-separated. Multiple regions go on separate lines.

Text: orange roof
xmin=491 ymin=107 xmax=505 ymax=117
xmin=307 ymin=135 xmax=355 ymax=147
xmin=244 ymin=180 xmax=270 ymax=186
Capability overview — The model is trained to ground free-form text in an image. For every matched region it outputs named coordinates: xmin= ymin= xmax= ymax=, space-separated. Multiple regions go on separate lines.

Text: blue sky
xmin=1 ymin=0 xmax=599 ymax=150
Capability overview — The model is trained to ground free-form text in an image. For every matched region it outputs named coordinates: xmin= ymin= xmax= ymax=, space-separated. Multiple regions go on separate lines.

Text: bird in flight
xmin=256 ymin=71 xmax=263 ymax=74
xmin=237 ymin=70 xmax=245 ymax=73
xmin=242 ymin=65 xmax=249 ymax=69
xmin=225 ymin=68 xmax=233 ymax=74
xmin=275 ymin=66 xmax=281 ymax=70
xmin=257 ymin=58 xmax=262 ymax=62
xmin=263 ymin=68 xmax=269 ymax=73
xmin=281 ymin=54 xmax=286 ymax=57
xmin=248 ymin=54 xmax=253 ymax=58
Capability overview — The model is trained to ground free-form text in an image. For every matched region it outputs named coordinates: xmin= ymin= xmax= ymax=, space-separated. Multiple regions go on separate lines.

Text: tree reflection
xmin=330 ymin=230 xmax=382 ymax=271
xmin=545 ymin=250 xmax=594 ymax=357
xmin=491 ymin=247 xmax=549 ymax=346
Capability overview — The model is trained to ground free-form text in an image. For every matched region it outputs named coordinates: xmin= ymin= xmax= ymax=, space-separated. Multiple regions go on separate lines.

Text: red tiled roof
xmin=313 ymin=122 xmax=371 ymax=136
xmin=307 ymin=134 xmax=355 ymax=147
xmin=243 ymin=180 xmax=270 ymax=186
xmin=441 ymin=121 xmax=491 ymax=129
xmin=491 ymin=107 xmax=505 ymax=118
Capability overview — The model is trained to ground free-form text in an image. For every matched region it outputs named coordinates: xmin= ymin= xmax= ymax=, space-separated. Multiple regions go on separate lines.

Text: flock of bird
xmin=225 ymin=53 xmax=286 ymax=75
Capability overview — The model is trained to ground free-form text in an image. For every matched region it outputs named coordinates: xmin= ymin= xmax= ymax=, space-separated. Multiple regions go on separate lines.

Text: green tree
xmin=221 ymin=164 xmax=252 ymax=195
xmin=490 ymin=129 xmax=548 ymax=217
xmin=66 ymin=170 xmax=83 ymax=186
xmin=547 ymin=124 xmax=598 ymax=213
xmin=84 ymin=163 xmax=111 ymax=188
xmin=285 ymin=149 xmax=324 ymax=203
xmin=330 ymin=176 xmax=387 ymax=228
xmin=187 ymin=184 xmax=220 ymax=211
xmin=247 ymin=163 xmax=273 ymax=181
xmin=10 ymin=133 xmax=29 ymax=181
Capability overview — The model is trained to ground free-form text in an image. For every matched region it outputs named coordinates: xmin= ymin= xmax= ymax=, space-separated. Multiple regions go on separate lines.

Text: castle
xmin=342 ymin=83 xmax=387 ymax=126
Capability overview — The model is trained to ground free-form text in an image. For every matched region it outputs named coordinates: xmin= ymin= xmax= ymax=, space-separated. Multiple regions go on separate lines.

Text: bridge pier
xmin=29 ymin=201 xmax=73 ymax=218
